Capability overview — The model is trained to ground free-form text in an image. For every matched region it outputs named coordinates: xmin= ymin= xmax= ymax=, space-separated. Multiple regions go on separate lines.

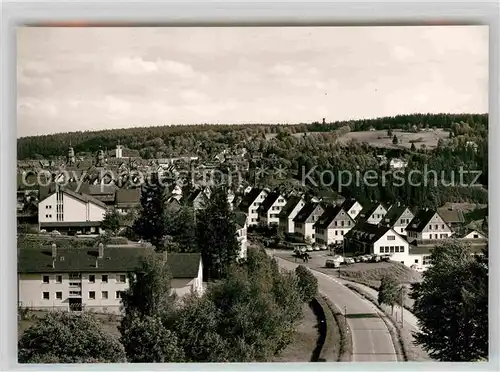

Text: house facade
xmin=344 ymin=223 xmax=411 ymax=266
xmin=406 ymin=209 xmax=453 ymax=242
xmin=18 ymin=246 xmax=204 ymax=314
xmin=235 ymin=212 xmax=248 ymax=259
xmin=314 ymin=206 xmax=355 ymax=246
xmin=258 ymin=192 xmax=287 ymax=226
xmin=382 ymin=205 xmax=415 ymax=236
xmin=38 ymin=188 xmax=107 ymax=234
xmin=237 ymin=188 xmax=268 ymax=226
xmin=278 ymin=196 xmax=306 ymax=234
xmin=357 ymin=202 xmax=388 ymax=225
xmin=340 ymin=199 xmax=363 ymax=220
xmin=294 ymin=202 xmax=325 ymax=243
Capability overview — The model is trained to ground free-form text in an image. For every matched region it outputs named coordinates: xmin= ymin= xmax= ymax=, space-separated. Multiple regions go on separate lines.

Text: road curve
xmin=274 ymin=256 xmax=398 ymax=362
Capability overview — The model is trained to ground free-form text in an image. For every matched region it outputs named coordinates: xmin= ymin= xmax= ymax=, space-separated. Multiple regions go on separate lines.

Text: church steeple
xmin=67 ymin=142 xmax=75 ymax=165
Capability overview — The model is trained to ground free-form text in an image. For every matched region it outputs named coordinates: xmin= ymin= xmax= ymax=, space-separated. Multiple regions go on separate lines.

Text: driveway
xmin=273 ymin=255 xmax=398 ymax=362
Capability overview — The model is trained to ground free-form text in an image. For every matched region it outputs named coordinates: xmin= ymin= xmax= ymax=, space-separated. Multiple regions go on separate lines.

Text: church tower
xmin=116 ymin=140 xmax=123 ymax=159
xmin=96 ymin=148 xmax=105 ymax=167
xmin=67 ymin=143 xmax=75 ymax=165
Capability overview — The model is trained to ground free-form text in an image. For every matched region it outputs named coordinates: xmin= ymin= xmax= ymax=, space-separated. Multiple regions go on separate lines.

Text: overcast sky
xmin=17 ymin=26 xmax=488 ymax=137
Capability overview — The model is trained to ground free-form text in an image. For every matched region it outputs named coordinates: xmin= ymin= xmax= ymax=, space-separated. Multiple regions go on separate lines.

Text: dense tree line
xmin=17 ymin=113 xmax=487 ymax=160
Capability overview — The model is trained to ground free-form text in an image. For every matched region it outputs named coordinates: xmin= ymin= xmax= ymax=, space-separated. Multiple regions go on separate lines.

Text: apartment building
xmin=18 ymin=245 xmax=204 ymax=314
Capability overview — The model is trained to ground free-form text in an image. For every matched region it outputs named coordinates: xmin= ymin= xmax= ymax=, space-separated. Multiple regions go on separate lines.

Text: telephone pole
xmin=400 ymin=285 xmax=404 ymax=328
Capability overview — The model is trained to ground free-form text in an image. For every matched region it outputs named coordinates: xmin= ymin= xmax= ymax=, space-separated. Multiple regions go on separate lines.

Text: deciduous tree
xmin=410 ymin=241 xmax=488 ymax=361
xmin=18 ymin=312 xmax=126 ymax=363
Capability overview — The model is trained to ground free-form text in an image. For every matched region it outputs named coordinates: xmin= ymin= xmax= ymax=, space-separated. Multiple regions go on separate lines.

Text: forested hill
xmin=17 ymin=113 xmax=487 ymax=160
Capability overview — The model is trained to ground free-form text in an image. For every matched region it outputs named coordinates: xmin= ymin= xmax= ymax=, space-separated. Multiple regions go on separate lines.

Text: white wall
xmin=263 ymin=196 xmax=287 ymax=225
xmin=373 ymin=230 xmax=411 ymax=266
xmin=366 ymin=205 xmax=388 ymax=224
xmin=347 ymin=202 xmax=363 ymax=220
xmin=247 ymin=190 xmax=268 ymax=226
xmin=38 ymin=192 xmax=106 ymax=224
xmin=280 ymin=200 xmax=306 ymax=233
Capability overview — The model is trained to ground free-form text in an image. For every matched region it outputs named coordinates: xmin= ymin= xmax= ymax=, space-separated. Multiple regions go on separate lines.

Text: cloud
xmin=270 ymin=64 xmax=295 ymax=76
xmin=111 ymin=56 xmax=199 ymax=79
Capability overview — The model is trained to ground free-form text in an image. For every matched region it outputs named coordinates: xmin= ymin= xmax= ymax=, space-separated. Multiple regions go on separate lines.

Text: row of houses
xmin=237 ymin=187 xmax=487 ymax=271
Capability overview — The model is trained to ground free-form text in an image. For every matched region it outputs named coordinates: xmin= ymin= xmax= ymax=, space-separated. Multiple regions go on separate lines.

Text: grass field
xmin=337 ymin=129 xmax=449 ymax=149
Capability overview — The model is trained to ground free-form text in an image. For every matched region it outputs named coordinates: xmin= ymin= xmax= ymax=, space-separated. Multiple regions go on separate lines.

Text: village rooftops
xmin=437 ymin=207 xmax=465 ymax=225
xmin=409 ymin=240 xmax=487 ymax=255
xmin=18 ymin=246 xmax=201 ymax=278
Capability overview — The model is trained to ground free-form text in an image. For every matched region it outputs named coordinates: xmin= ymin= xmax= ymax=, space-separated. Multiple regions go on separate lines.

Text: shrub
xmin=295 ymin=265 xmax=318 ymax=302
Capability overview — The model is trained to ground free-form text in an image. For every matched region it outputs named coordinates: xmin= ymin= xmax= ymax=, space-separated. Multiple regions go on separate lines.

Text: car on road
xmin=344 ymin=257 xmax=355 ymax=265
xmin=325 ymin=259 xmax=340 ymax=268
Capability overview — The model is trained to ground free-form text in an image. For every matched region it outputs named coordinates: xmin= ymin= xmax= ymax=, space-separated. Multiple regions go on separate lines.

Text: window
xmin=46 ymin=205 xmax=49 ymax=209
xmin=435 ymin=225 xmax=438 ymax=230
xmin=56 ymin=275 xmax=62 ymax=283
xmin=387 ymin=235 xmax=395 ymax=241
xmin=89 ymin=291 xmax=95 ymax=300
xmin=441 ymin=224 xmax=445 ymax=229
xmin=429 ymin=225 xmax=432 ymax=230
xmin=473 ymin=234 xmax=479 ymax=239
xmin=89 ymin=275 xmax=95 ymax=283
xmin=395 ymin=246 xmax=400 ymax=253
xmin=42 ymin=292 xmax=49 ymax=300
xmin=116 ymin=291 xmax=123 ymax=299
xmin=102 ymin=291 xmax=108 ymax=299
xmin=42 ymin=275 xmax=49 ymax=284
xmin=401 ymin=228 xmax=404 ymax=233
xmin=423 ymin=255 xmax=432 ymax=265
xmin=335 ymin=230 xmax=338 ymax=236
xmin=414 ymin=259 xmax=419 ymax=264
xmin=56 ymin=292 xmax=62 ymax=299
xmin=118 ymin=275 xmax=126 ymax=283
xmin=390 ymin=246 xmax=395 ymax=253
xmin=400 ymin=246 xmax=404 ymax=253
xmin=341 ymin=230 xmax=344 ymax=235
xmin=341 ymin=221 xmax=345 ymax=227
xmin=102 ymin=275 xmax=108 ymax=283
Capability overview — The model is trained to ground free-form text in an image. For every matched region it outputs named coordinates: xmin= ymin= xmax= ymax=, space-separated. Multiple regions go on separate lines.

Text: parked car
xmin=371 ymin=254 xmax=381 ymax=262
xmin=380 ymin=254 xmax=391 ymax=262
xmin=51 ymin=230 xmax=61 ymax=236
xmin=325 ymin=259 xmax=340 ymax=268
xmin=344 ymin=257 xmax=355 ymax=265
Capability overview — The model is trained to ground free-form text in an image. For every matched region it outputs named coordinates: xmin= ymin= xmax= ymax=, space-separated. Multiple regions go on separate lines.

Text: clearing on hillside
xmin=337 ymin=129 xmax=449 ymax=149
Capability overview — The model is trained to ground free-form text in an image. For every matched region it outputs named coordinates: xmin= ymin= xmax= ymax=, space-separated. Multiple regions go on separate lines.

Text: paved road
xmin=274 ymin=256 xmax=398 ymax=362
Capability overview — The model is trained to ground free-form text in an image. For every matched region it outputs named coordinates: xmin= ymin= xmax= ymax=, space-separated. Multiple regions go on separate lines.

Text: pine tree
xmin=392 ymin=135 xmax=398 ymax=145
xmin=387 ymin=126 xmax=393 ymax=136
xmin=133 ymin=173 xmax=169 ymax=250
xmin=410 ymin=142 xmax=416 ymax=151
xmin=196 ymin=187 xmax=240 ymax=280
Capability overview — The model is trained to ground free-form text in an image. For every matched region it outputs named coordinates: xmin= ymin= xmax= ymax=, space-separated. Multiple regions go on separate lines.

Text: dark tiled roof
xmin=358 ymin=202 xmax=386 ymax=220
xmin=344 ymin=222 xmax=392 ymax=244
xmin=293 ymin=202 xmax=322 ymax=223
xmin=314 ymin=205 xmax=343 ymax=229
xmin=278 ymin=196 xmax=303 ymax=218
xmin=238 ymin=188 xmax=264 ymax=210
xmin=18 ymin=247 xmax=201 ymax=278
xmin=63 ymin=189 xmax=108 ymax=209
xmin=341 ymin=198 xmax=361 ymax=212
xmin=383 ymin=205 xmax=409 ymax=226
xmin=116 ymin=188 xmax=141 ymax=206
xmin=406 ymin=209 xmax=438 ymax=232
xmin=258 ymin=192 xmax=281 ymax=214
xmin=409 ymin=241 xmax=486 ymax=255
